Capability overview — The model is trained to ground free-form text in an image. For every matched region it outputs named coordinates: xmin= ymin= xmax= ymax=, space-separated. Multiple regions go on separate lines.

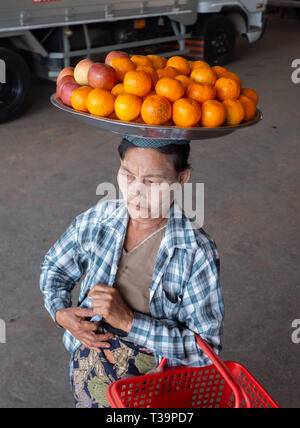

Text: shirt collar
xmin=101 ymin=199 xmax=198 ymax=252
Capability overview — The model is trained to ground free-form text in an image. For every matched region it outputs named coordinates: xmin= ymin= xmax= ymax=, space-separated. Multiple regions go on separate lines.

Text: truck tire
xmin=0 ymin=48 xmax=32 ymax=124
xmin=203 ymin=15 xmax=236 ymax=66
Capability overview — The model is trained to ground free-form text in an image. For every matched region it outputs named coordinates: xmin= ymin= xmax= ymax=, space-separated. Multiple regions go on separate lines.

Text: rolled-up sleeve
xmin=126 ymin=246 xmax=225 ymax=367
xmin=39 ymin=217 xmax=87 ymax=327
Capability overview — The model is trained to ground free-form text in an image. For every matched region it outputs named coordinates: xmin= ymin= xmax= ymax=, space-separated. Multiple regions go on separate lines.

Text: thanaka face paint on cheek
xmin=117 ymin=167 xmax=129 ymax=200
xmin=117 ymin=155 xmax=180 ymax=218
xmin=121 ymin=180 xmax=180 ymax=219
xmin=149 ymin=181 xmax=182 ymax=218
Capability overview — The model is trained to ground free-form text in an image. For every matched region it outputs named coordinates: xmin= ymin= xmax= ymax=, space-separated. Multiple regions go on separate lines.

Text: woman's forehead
xmin=120 ymin=148 xmax=175 ymax=175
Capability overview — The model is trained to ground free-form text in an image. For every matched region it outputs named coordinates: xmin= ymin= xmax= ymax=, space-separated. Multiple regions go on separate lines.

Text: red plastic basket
xmin=106 ymin=334 xmax=280 ymax=409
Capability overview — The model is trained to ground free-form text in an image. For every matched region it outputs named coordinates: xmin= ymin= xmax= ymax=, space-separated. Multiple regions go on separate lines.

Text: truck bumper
xmin=259 ymin=15 xmax=268 ymax=41
xmin=246 ymin=15 xmax=268 ymax=43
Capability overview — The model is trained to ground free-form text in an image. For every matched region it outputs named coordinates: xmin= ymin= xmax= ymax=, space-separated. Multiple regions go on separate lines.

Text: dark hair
xmin=118 ymin=138 xmax=192 ymax=174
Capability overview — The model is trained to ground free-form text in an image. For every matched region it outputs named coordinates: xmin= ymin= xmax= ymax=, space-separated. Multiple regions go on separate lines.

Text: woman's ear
xmin=178 ymin=168 xmax=191 ymax=186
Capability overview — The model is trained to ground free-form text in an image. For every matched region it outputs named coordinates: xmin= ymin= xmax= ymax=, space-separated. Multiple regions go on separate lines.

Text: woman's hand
xmin=55 ymin=307 xmax=114 ymax=352
xmin=88 ymin=284 xmax=134 ymax=334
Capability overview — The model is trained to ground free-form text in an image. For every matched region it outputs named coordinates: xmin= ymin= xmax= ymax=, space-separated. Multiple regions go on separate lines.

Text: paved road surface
xmin=0 ymin=14 xmax=299 ymax=408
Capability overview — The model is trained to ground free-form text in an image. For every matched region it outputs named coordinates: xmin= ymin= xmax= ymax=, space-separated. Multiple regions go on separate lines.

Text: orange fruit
xmin=87 ymin=89 xmax=115 ymax=117
xmin=155 ymin=78 xmax=185 ymax=103
xmin=130 ymin=55 xmax=153 ymax=68
xmin=186 ymin=83 xmax=216 ymax=104
xmin=215 ymin=77 xmax=241 ymax=101
xmin=111 ymin=57 xmax=136 ymax=82
xmin=123 ymin=70 xmax=152 ymax=98
xmin=212 ymin=67 xmax=242 ymax=88
xmin=191 ymin=67 xmax=217 ymax=85
xmin=142 ymin=90 xmax=156 ymax=101
xmin=109 ymin=111 xmax=119 ymax=120
xmin=172 ymin=98 xmax=202 ymax=127
xmin=175 ymin=75 xmax=194 ymax=92
xmin=191 ymin=60 xmax=211 ymax=71
xmin=201 ymin=100 xmax=226 ymax=128
xmin=225 ymin=72 xmax=242 ymax=89
xmin=111 ymin=83 xmax=125 ymax=97
xmin=241 ymin=88 xmax=259 ymax=106
xmin=239 ymin=95 xmax=257 ymax=121
xmin=211 ymin=66 xmax=228 ymax=79
xmin=70 ymin=86 xmax=94 ymax=112
xmin=223 ymin=99 xmax=245 ymax=126
xmin=156 ymin=67 xmax=180 ymax=79
xmin=114 ymin=94 xmax=142 ymax=122
xmin=147 ymin=55 xmax=167 ymax=70
xmin=136 ymin=66 xmax=159 ymax=89
xmin=167 ymin=56 xmax=191 ymax=76
xmin=141 ymin=95 xmax=172 ymax=125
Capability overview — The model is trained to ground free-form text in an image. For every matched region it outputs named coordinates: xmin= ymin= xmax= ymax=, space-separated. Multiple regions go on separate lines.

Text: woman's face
xmin=117 ymin=147 xmax=184 ymax=220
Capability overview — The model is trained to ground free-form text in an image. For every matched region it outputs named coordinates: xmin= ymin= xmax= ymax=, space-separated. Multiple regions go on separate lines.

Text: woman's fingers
xmin=81 ymin=332 xmax=112 ymax=350
xmin=81 ymin=341 xmax=110 ymax=352
xmin=88 ymin=284 xmax=114 ymax=300
xmin=75 ymin=307 xmax=96 ymax=318
xmin=79 ymin=320 xmax=100 ymax=332
xmin=81 ymin=341 xmax=103 ymax=353
xmin=80 ymin=323 xmax=115 ymax=345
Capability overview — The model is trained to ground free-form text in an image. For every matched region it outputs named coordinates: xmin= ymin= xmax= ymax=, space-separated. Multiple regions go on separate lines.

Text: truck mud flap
xmin=185 ymin=39 xmax=205 ymax=59
xmin=167 ymin=39 xmax=205 ymax=60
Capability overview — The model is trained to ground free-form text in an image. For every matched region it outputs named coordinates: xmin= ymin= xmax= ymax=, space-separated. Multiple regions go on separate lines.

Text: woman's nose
xmin=133 ymin=179 xmax=145 ymax=189
xmin=128 ymin=182 xmax=143 ymax=196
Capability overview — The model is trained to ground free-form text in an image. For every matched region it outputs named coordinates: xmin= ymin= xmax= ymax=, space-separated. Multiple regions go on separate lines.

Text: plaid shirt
xmin=40 ymin=198 xmax=224 ymax=382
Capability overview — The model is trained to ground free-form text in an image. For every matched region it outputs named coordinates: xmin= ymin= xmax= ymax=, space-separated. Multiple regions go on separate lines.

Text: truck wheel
xmin=0 ymin=48 xmax=32 ymax=124
xmin=203 ymin=15 xmax=236 ymax=66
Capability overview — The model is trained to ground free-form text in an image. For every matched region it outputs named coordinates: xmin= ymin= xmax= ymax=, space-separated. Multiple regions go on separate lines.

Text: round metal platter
xmin=51 ymin=94 xmax=262 ymax=141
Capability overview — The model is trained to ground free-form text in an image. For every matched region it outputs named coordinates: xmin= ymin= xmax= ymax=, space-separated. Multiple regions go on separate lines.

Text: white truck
xmin=0 ymin=0 xmax=267 ymax=123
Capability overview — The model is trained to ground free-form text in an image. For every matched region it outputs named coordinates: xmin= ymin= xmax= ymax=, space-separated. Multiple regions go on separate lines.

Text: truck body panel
xmin=0 ymin=0 xmax=198 ymax=32
xmin=197 ymin=0 xmax=267 ymax=14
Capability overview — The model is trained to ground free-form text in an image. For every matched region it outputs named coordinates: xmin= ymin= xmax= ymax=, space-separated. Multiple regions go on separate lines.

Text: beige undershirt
xmin=115 ymin=224 xmax=167 ymax=316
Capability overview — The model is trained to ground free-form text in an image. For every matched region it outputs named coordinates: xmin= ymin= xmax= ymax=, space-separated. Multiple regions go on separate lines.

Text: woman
xmin=40 ymin=136 xmax=224 ymax=408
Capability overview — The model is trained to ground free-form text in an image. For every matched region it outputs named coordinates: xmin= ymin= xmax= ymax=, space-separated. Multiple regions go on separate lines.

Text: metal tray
xmin=51 ymin=94 xmax=262 ymax=141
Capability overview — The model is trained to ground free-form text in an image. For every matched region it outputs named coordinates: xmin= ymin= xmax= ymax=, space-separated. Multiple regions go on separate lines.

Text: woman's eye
xmin=146 ymin=180 xmax=161 ymax=186
xmin=122 ymin=172 xmax=135 ymax=181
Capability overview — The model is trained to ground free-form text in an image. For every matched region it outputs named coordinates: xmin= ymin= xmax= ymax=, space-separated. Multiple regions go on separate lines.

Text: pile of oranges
xmin=57 ymin=53 xmax=259 ymax=129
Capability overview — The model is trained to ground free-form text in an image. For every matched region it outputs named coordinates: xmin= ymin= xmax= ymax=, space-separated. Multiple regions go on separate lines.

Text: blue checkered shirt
xmin=40 ymin=198 xmax=224 ymax=383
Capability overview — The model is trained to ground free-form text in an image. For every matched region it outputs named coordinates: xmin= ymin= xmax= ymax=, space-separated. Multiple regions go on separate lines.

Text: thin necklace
xmin=124 ymin=223 xmax=167 ymax=254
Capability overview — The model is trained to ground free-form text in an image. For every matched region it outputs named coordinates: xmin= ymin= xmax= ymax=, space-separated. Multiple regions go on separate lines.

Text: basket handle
xmin=158 ymin=334 xmax=252 ymax=409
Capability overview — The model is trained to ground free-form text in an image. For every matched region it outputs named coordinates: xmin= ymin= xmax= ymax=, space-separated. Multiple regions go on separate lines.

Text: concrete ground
xmin=0 ymin=14 xmax=299 ymax=408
